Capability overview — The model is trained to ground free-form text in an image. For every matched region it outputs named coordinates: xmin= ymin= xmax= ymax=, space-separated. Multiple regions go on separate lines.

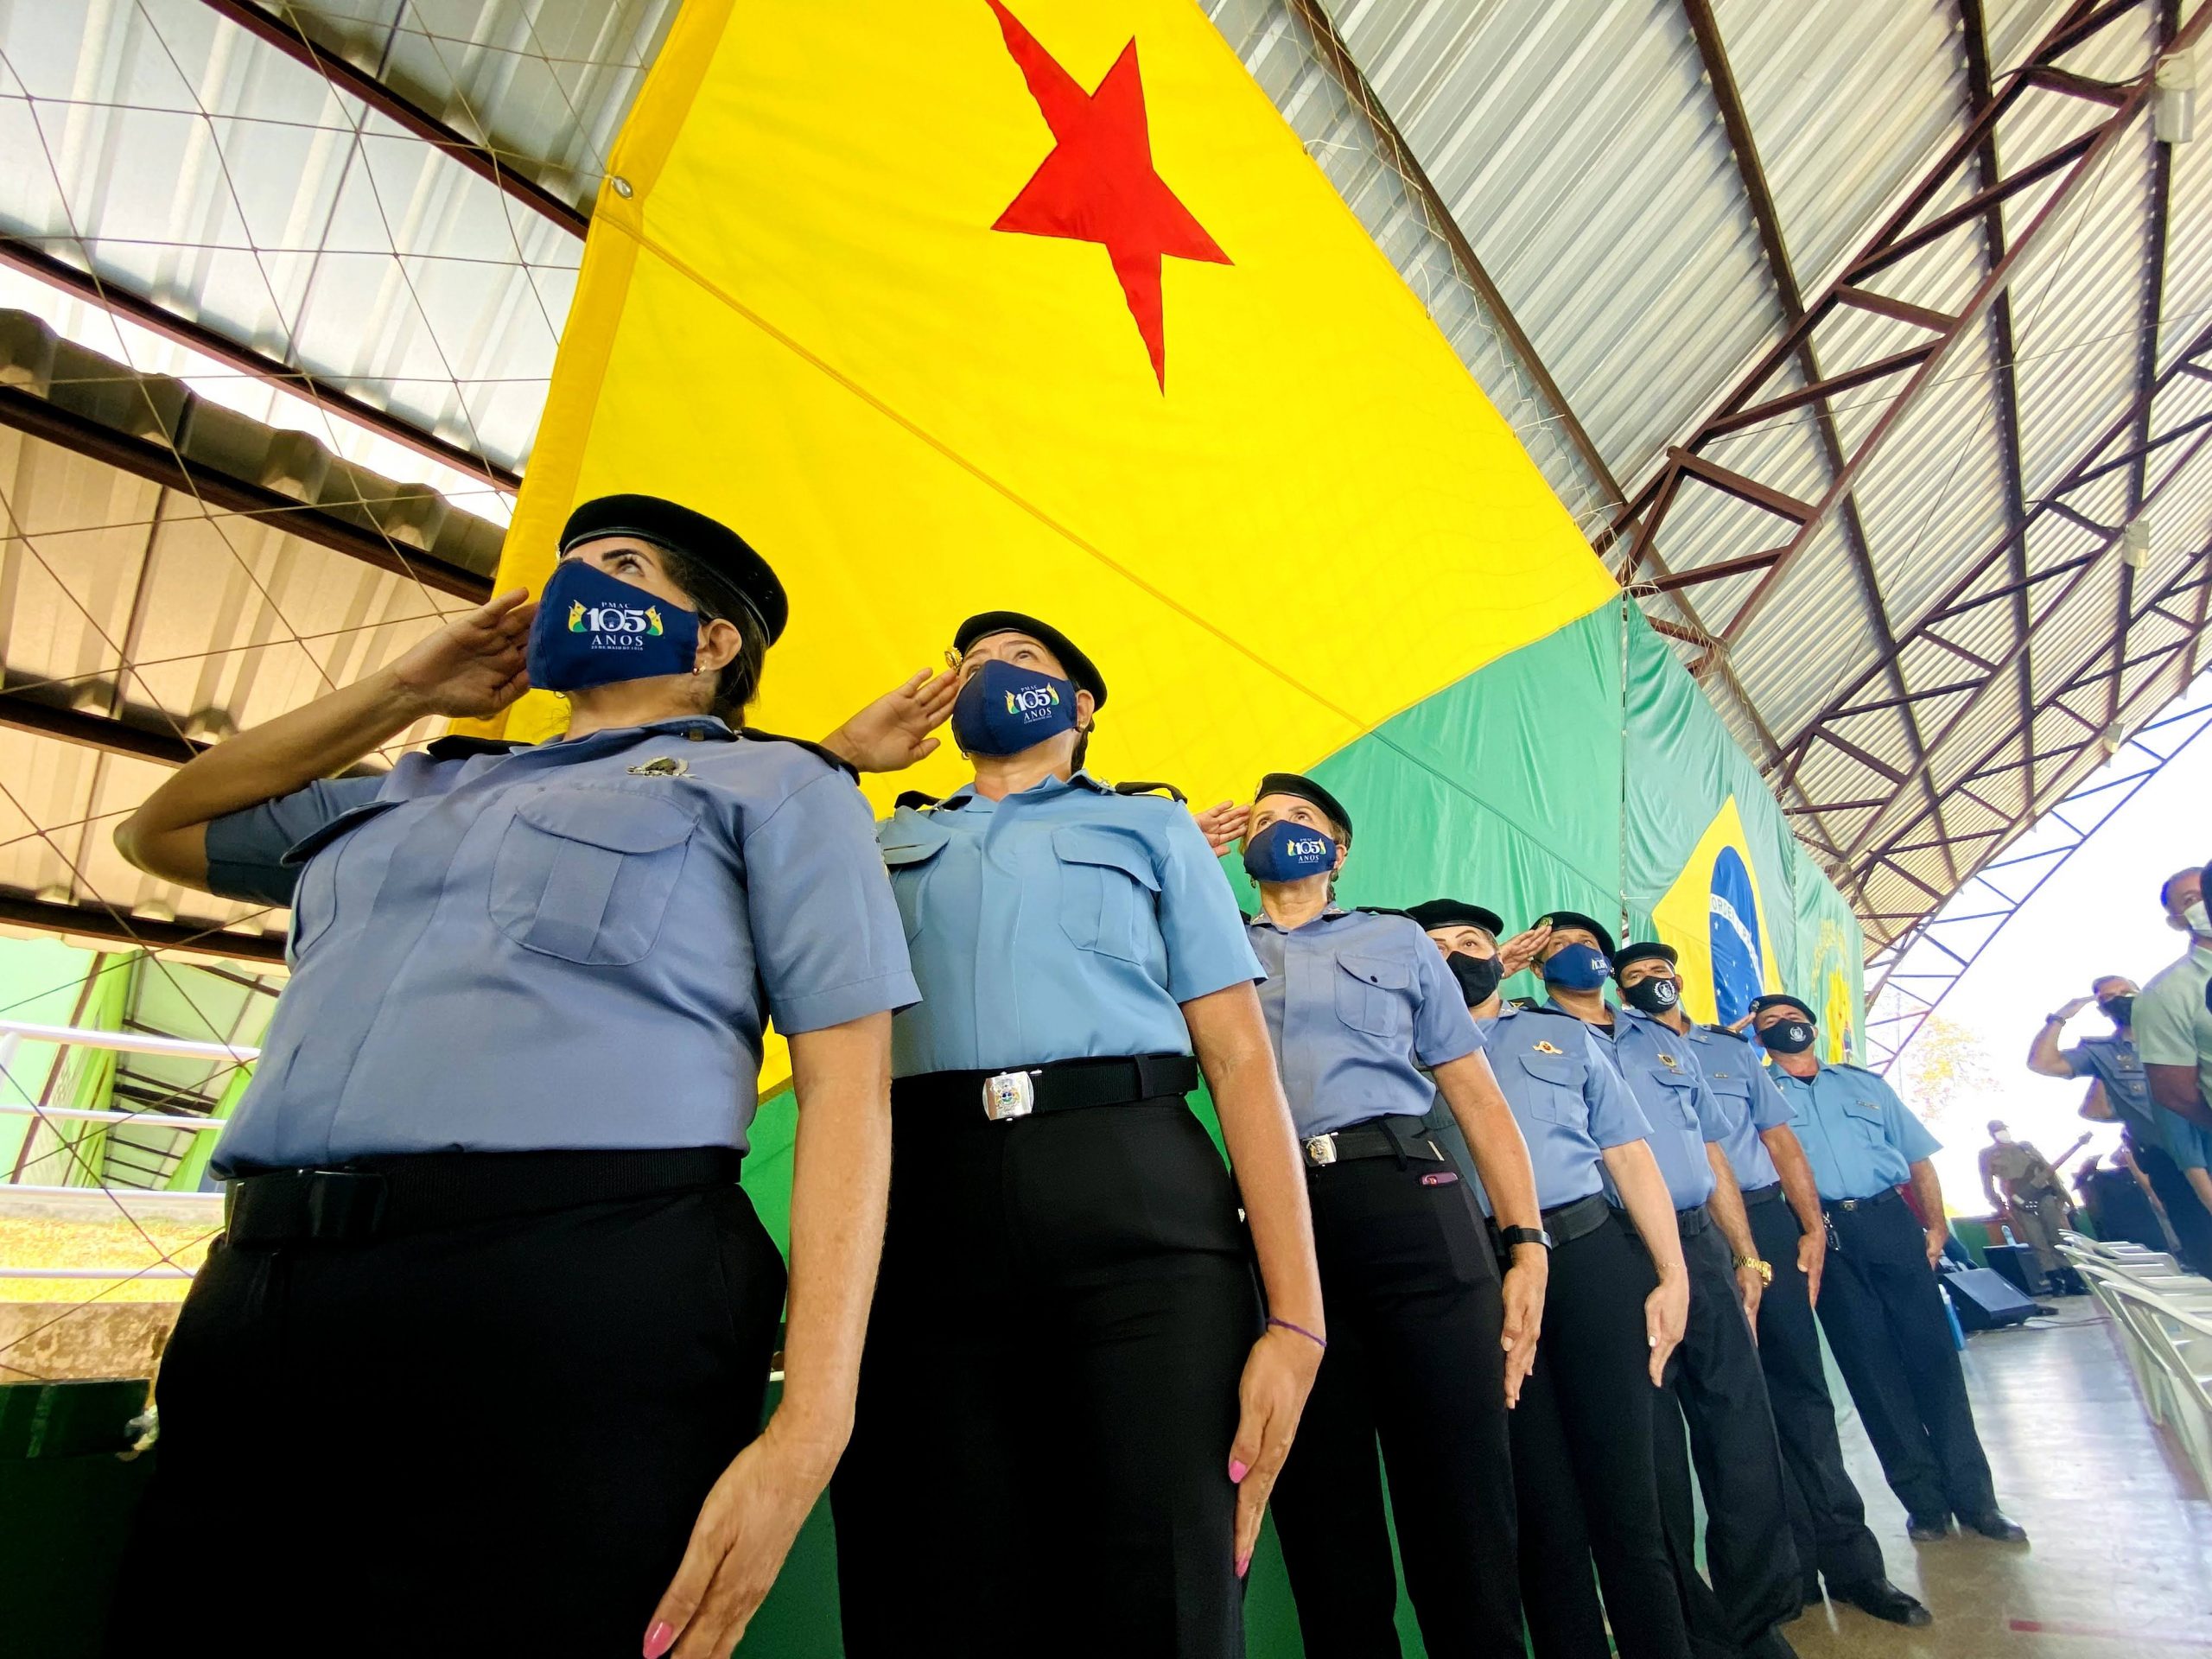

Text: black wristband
xmin=1499 ymin=1225 xmax=1553 ymax=1252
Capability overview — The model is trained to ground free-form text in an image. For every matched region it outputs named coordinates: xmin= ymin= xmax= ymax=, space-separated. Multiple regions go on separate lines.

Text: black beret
xmin=561 ymin=493 xmax=788 ymax=644
xmin=1407 ymin=899 xmax=1504 ymax=937
xmin=954 ymin=612 xmax=1107 ymax=708
xmin=1751 ymin=992 xmax=1817 ymax=1021
xmin=1538 ymin=909 xmax=1618 ymax=960
xmin=1254 ymin=772 xmax=1352 ymax=840
xmin=1612 ymin=941 xmax=1679 ymax=977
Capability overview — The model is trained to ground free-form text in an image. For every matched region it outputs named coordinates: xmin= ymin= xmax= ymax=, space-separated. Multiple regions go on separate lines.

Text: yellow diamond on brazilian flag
xmin=475 ymin=0 xmax=1618 ymax=807
xmin=1649 ymin=798 xmax=1785 ymax=1029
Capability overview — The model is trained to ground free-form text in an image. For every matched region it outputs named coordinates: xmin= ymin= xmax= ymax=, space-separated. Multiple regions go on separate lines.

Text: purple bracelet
xmin=1268 ymin=1316 xmax=1327 ymax=1351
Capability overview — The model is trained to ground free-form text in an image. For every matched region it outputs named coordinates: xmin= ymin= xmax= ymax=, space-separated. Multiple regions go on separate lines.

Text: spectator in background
xmin=1977 ymin=1122 xmax=2071 ymax=1287
xmin=2137 ymin=868 xmax=2212 ymax=1138
xmin=2027 ymin=963 xmax=2212 ymax=1275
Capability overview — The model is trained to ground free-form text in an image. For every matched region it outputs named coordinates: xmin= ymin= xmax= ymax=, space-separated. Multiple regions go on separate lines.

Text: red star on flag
xmin=986 ymin=1 xmax=1231 ymax=390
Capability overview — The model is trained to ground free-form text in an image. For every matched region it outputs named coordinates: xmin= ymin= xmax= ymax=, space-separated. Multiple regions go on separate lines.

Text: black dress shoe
xmin=1831 ymin=1579 xmax=1934 ymax=1626
xmin=1907 ymin=1513 xmax=1951 ymax=1541
xmin=1959 ymin=1509 xmax=2029 ymax=1541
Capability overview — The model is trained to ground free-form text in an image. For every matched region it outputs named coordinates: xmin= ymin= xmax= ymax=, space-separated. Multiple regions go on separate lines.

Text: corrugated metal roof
xmin=1316 ymin=0 xmax=2212 ymax=946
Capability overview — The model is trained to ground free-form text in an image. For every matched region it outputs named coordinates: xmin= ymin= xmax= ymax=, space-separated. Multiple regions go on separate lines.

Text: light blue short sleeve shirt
xmin=1685 ymin=1024 xmax=1788 ymax=1192
xmin=1438 ymin=1005 xmax=1649 ymax=1214
xmin=1248 ymin=907 xmax=1484 ymax=1138
xmin=1771 ymin=1060 xmax=1942 ymax=1201
xmin=882 ymin=772 xmax=1262 ymax=1077
xmin=200 ymin=718 xmax=918 ymax=1173
xmin=2059 ymin=1033 xmax=2158 ymax=1139
xmin=1575 ymin=1004 xmax=1726 ymax=1210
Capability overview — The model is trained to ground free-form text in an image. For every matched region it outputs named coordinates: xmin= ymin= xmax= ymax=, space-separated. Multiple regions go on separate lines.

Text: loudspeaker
xmin=1942 ymin=1266 xmax=2038 ymax=1331
xmin=1980 ymin=1242 xmax=2044 ymax=1297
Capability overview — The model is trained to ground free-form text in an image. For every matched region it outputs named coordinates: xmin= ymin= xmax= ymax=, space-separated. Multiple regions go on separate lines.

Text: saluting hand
xmin=1495 ymin=923 xmax=1552 ymax=980
xmin=1499 ymin=1249 xmax=1548 ymax=1407
xmin=1226 ymin=1324 xmax=1322 ymax=1580
xmin=2053 ymin=995 xmax=2093 ymax=1023
xmin=1644 ymin=1274 xmax=1689 ymax=1386
xmin=1192 ymin=800 xmax=1249 ymax=855
xmin=642 ymin=1424 xmax=832 ymax=1659
xmin=1725 ymin=1012 xmax=1757 ymax=1034
xmin=822 ymin=668 xmax=960 ymax=772
xmin=388 ymin=588 xmax=535 ymax=717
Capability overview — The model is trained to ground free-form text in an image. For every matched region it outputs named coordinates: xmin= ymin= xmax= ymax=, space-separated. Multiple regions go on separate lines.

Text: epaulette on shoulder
xmin=1110 ymin=779 xmax=1186 ymax=803
xmin=735 ymin=726 xmax=859 ymax=781
xmin=1831 ymin=1061 xmax=1878 ymax=1079
xmin=894 ymin=789 xmax=942 ymax=811
xmin=1355 ymin=905 xmax=1413 ymax=920
xmin=1504 ymin=996 xmax=1548 ymax=1014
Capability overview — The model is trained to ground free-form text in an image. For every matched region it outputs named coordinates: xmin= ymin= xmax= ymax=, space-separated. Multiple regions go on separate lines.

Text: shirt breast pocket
xmin=1842 ymin=1096 xmax=1888 ymax=1142
xmin=1052 ymin=825 xmax=1160 ymax=964
xmin=1649 ymin=1071 xmax=1700 ymax=1129
xmin=280 ymin=800 xmax=401 ymax=962
xmin=1515 ymin=1051 xmax=1586 ymax=1125
xmin=1707 ymin=1076 xmax=1753 ymax=1121
xmin=490 ymin=788 xmax=700 ymax=965
xmin=880 ymin=823 xmax=950 ymax=944
xmin=1335 ymin=952 xmax=1412 ymax=1039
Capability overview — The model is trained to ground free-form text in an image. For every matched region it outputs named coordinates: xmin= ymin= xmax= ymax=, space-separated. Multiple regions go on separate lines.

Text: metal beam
xmin=1778 ymin=314 xmax=2212 ymax=856
xmin=0 ymin=894 xmax=285 ymax=964
xmin=0 ymin=384 xmax=492 ymax=601
xmin=1608 ymin=0 xmax=2210 ymax=661
xmin=197 ymin=0 xmax=590 ymax=239
xmin=0 ymin=692 xmax=205 ymax=766
xmin=1680 ymin=0 xmax=1954 ymax=889
xmin=0 ymin=234 xmax=521 ymax=492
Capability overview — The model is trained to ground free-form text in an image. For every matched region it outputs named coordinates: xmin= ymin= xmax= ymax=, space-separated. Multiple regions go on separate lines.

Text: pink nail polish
xmin=1236 ymin=1550 xmax=1252 ymax=1579
xmin=1228 ymin=1459 xmax=1250 ymax=1483
xmin=643 ymin=1620 xmax=676 ymax=1658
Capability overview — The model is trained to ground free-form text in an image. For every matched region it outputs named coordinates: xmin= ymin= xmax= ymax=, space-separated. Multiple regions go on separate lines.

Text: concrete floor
xmin=1786 ymin=1301 xmax=2212 ymax=1658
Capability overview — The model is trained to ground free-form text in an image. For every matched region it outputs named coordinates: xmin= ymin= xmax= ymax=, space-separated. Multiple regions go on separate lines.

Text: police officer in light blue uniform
xmin=1535 ymin=914 xmax=1802 ymax=1659
xmin=1755 ymin=994 xmax=2025 ymax=1546
xmin=1616 ymin=947 xmax=1929 ymax=1630
xmin=833 ymin=614 xmax=1325 ymax=1659
xmin=106 ymin=496 xmax=917 ymax=1659
xmin=1237 ymin=785 xmax=1546 ymax=1659
xmin=1409 ymin=899 xmax=1692 ymax=1659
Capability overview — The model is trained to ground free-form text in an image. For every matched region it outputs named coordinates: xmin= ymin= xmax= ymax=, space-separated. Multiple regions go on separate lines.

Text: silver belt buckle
xmin=982 ymin=1071 xmax=1035 ymax=1122
xmin=1305 ymin=1134 xmax=1338 ymax=1166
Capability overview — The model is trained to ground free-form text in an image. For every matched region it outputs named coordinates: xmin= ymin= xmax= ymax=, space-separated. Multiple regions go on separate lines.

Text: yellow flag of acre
xmin=485 ymin=0 xmax=1617 ymax=813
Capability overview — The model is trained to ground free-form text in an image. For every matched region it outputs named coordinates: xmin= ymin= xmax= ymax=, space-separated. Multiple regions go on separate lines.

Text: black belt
xmin=1541 ymin=1191 xmax=1613 ymax=1245
xmin=1299 ymin=1115 xmax=1442 ymax=1169
xmin=1823 ymin=1186 xmax=1904 ymax=1217
xmin=223 ymin=1147 xmax=743 ymax=1247
xmin=893 ymin=1052 xmax=1198 ymax=1121
xmin=1744 ymin=1182 xmax=1785 ymax=1209
xmin=1677 ymin=1203 xmax=1713 ymax=1237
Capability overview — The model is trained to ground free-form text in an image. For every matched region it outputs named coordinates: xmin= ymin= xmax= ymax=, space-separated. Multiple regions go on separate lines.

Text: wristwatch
xmin=2044 ymin=1012 xmax=2068 ymax=1025
xmin=1737 ymin=1255 xmax=1773 ymax=1285
xmin=1499 ymin=1225 xmax=1553 ymax=1252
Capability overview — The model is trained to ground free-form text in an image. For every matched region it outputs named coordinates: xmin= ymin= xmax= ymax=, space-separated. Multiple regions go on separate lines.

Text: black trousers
xmin=1815 ymin=1191 xmax=1997 ymax=1520
xmin=2135 ymin=1136 xmax=2212 ymax=1275
xmin=1650 ymin=1216 xmax=1801 ymax=1651
xmin=1270 ymin=1152 xmax=1522 ymax=1659
xmin=106 ymin=1170 xmax=784 ymax=1659
xmin=1509 ymin=1210 xmax=1691 ymax=1659
xmin=1743 ymin=1187 xmax=1885 ymax=1592
xmin=834 ymin=1097 xmax=1259 ymax=1659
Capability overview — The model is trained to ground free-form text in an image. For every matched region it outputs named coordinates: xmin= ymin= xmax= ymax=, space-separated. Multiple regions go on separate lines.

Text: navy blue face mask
xmin=950 ymin=658 xmax=1080 ymax=756
xmin=528 ymin=558 xmax=701 ymax=692
xmin=1758 ymin=1020 xmax=1817 ymax=1055
xmin=1542 ymin=943 xmax=1612 ymax=991
xmin=1243 ymin=819 xmax=1338 ymax=883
